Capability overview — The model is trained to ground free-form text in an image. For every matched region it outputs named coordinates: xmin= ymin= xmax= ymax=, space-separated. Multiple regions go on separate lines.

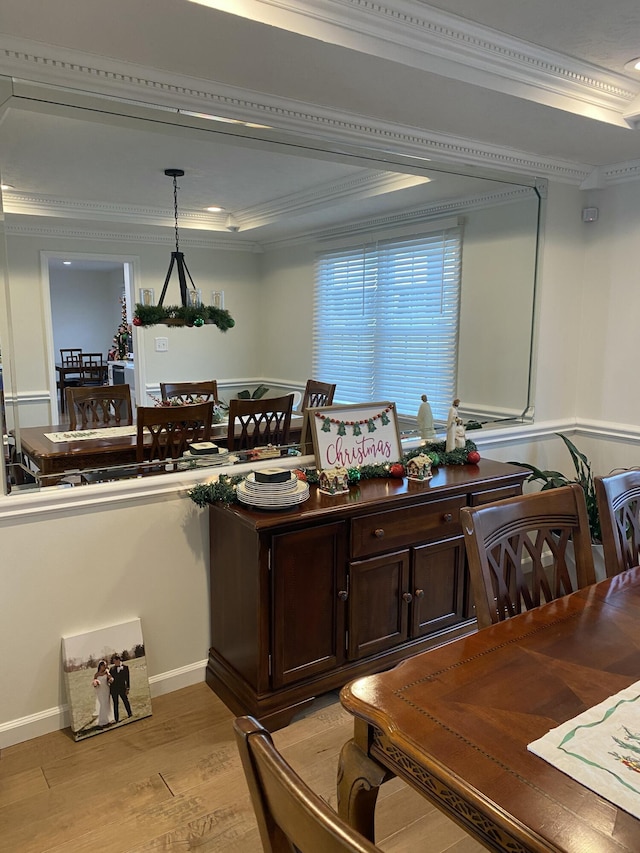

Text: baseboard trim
xmin=0 ymin=659 xmax=208 ymax=749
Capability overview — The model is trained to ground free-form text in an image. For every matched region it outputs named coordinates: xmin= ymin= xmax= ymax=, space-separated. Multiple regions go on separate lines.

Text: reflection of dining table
xmin=339 ymin=569 xmax=640 ymax=853
xmin=55 ymin=362 xmax=109 ymax=412
xmin=19 ymin=414 xmax=304 ymax=477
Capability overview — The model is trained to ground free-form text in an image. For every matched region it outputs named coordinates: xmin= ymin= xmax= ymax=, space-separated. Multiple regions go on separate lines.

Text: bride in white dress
xmin=92 ymin=660 xmax=115 ymax=727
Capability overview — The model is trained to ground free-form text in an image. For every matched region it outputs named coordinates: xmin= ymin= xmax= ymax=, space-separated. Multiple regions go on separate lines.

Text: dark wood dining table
xmin=18 ymin=415 xmax=305 ymax=478
xmin=338 ymin=568 xmax=640 ymax=853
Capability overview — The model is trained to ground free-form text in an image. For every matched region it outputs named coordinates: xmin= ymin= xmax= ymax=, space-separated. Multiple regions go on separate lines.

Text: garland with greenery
xmin=188 ymin=438 xmax=479 ymax=508
xmin=133 ymin=302 xmax=235 ymax=331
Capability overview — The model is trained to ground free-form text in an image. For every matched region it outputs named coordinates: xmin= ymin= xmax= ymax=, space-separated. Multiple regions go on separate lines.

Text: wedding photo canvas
xmin=62 ymin=617 xmax=152 ymax=741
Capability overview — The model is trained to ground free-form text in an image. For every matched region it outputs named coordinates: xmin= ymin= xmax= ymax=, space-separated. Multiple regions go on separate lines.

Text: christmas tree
xmin=109 ymin=296 xmax=131 ymax=360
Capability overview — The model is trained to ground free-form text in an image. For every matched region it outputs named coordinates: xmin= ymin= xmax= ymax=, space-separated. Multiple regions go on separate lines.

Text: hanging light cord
xmin=172 ymin=173 xmax=180 ymax=253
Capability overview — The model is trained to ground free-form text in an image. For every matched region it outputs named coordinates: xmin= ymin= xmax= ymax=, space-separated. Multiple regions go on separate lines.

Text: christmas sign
xmin=308 ymin=401 xmax=402 ymax=471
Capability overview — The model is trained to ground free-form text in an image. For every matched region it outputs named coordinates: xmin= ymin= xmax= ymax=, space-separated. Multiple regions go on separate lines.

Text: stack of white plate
xmin=237 ymin=471 xmax=309 ymax=509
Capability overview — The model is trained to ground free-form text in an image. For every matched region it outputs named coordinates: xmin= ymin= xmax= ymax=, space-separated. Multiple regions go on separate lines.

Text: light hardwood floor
xmin=0 ymin=683 xmax=485 ymax=852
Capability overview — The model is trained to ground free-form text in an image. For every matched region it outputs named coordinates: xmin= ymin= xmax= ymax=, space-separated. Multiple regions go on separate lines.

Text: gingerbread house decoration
xmin=406 ymin=453 xmax=433 ymax=482
xmin=318 ymin=466 xmax=350 ymax=495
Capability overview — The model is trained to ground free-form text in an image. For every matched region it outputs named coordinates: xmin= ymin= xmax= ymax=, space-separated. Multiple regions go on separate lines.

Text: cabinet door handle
xmin=415 ymin=588 xmax=425 ymax=599
xmin=373 ymin=528 xmax=385 ymax=538
xmin=338 ymin=590 xmax=348 ymax=601
xmin=443 ymin=512 xmax=453 ymax=522
xmin=402 ymin=592 xmax=413 ymax=603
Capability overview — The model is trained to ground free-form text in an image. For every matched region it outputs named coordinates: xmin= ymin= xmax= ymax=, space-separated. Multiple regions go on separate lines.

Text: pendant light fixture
xmin=157 ymin=168 xmax=201 ymax=308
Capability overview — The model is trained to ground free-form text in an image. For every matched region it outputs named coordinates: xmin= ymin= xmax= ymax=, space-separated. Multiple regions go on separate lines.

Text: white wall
xmin=50 ymin=265 xmax=123 ymax=358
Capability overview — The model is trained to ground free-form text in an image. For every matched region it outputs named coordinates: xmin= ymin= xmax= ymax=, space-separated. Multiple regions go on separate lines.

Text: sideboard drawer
xmin=469 ymin=484 xmax=523 ymax=506
xmin=351 ymin=496 xmax=465 ymax=559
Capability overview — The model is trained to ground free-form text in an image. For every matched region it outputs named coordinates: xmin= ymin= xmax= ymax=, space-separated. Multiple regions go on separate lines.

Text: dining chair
xmin=160 ymin=380 xmax=219 ymax=405
xmin=301 ymin=379 xmax=336 ymax=411
xmin=59 ymin=348 xmax=83 ymax=366
xmin=227 ymin=393 xmax=293 ymax=451
xmin=460 ymin=483 xmax=596 ymax=629
xmin=234 ymin=715 xmax=380 ymax=853
xmin=66 ymin=384 xmax=133 ymax=430
xmin=595 ymin=469 xmax=640 ymax=577
xmin=58 ymin=348 xmax=84 ymax=410
xmin=136 ymin=400 xmax=214 ymax=463
xmin=80 ymin=352 xmax=106 ymax=386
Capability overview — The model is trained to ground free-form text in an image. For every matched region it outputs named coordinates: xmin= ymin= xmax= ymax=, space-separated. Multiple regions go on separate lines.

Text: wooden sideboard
xmin=206 ymin=459 xmax=528 ymax=729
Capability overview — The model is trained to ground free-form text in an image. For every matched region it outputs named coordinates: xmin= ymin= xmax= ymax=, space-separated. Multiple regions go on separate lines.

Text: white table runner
xmin=44 ymin=425 xmax=138 ymax=443
xmin=528 ymin=680 xmax=640 ymax=818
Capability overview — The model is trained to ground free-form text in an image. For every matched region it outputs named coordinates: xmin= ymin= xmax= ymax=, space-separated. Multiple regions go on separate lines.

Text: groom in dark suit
xmin=109 ymin=655 xmax=132 ymax=723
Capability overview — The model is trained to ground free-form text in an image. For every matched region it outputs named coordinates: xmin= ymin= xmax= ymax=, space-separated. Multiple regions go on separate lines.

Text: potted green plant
xmin=510 ymin=432 xmax=601 ymax=544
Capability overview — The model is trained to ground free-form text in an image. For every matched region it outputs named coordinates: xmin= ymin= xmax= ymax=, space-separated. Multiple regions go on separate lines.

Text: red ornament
xmin=390 ymin=463 xmax=405 ymax=478
xmin=294 ymin=469 xmax=307 ymax=481
xmin=133 ymin=316 xmax=143 ymax=326
xmin=467 ymin=450 xmax=481 ymax=464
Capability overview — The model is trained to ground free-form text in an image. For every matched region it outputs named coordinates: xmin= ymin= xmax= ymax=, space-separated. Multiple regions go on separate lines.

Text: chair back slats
xmin=233 ymin=716 xmax=380 ymax=853
xmin=461 ymin=484 xmax=596 ymax=629
xmin=595 ymin=470 xmax=640 ymax=576
xmin=227 ymin=394 xmax=293 ymax=451
xmin=302 ymin=380 xmax=336 ymax=410
xmin=66 ymin=384 xmax=133 ymax=430
xmin=60 ymin=348 xmax=83 ymax=366
xmin=80 ymin=352 xmax=106 ymax=385
xmin=137 ymin=401 xmax=214 ymax=462
xmin=160 ymin=380 xmax=218 ymax=406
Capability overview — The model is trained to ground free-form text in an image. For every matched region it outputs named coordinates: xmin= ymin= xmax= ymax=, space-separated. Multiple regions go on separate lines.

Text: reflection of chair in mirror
xmin=60 ymin=348 xmax=83 ymax=366
xmin=461 ymin=484 xmax=596 ymax=630
xmin=137 ymin=401 xmax=214 ymax=463
xmin=66 ymin=384 xmax=133 ymax=430
xmin=234 ymin=715 xmax=380 ymax=853
xmin=80 ymin=352 xmax=106 ymax=386
xmin=58 ymin=348 xmax=84 ymax=411
xmin=595 ymin=470 xmax=640 ymax=577
xmin=227 ymin=394 xmax=293 ymax=451
xmin=160 ymin=380 xmax=219 ymax=405
xmin=301 ymin=379 xmax=336 ymax=410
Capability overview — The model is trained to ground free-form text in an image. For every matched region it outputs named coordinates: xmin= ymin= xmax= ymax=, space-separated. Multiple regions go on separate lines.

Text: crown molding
xmin=4 ymin=171 xmax=429 ymax=233
xmin=4 ymin=220 xmax=264 ymax=252
xmin=261 ymin=184 xmax=535 ymax=249
xmin=188 ymin=0 xmax=640 ymax=125
xmin=0 ymin=35 xmax=595 ymax=184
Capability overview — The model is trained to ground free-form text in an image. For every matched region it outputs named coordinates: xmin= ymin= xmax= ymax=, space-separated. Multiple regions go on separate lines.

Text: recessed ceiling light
xmin=63 ymin=261 xmax=72 ymax=265
xmin=206 ymin=205 xmax=224 ymax=212
xmin=1 ymin=183 xmax=14 ymax=190
xmin=625 ymin=57 xmax=640 ymax=72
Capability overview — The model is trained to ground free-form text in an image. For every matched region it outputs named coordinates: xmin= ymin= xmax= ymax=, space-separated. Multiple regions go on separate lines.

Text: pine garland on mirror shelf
xmin=187 ymin=439 xmax=479 ymax=507
xmin=133 ymin=303 xmax=235 ymax=330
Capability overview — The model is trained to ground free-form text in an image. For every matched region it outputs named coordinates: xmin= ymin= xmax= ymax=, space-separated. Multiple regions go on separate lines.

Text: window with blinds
xmin=313 ymin=226 xmax=462 ymax=420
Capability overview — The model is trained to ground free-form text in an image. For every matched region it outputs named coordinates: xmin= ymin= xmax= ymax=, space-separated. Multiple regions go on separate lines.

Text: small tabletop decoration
xmin=405 ymin=453 xmax=433 ymax=481
xmin=318 ymin=466 xmax=350 ymax=495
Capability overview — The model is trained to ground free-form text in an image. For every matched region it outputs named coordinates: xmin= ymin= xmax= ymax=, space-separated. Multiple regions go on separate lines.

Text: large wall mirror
xmin=0 ymin=78 xmax=543 ymax=491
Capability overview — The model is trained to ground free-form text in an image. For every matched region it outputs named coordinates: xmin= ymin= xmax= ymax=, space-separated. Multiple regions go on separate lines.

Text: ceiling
xmin=1 ymin=0 xmax=640 ymax=237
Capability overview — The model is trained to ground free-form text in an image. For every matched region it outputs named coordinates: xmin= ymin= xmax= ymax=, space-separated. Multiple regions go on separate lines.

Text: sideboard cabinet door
xmin=271 ymin=521 xmax=347 ymax=689
xmin=347 ymin=551 xmax=411 ymax=660
xmin=412 ymin=536 xmax=466 ymax=637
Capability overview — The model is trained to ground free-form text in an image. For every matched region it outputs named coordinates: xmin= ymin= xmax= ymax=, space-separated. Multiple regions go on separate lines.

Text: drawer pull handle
xmin=402 ymin=592 xmax=413 ymax=604
xmin=415 ymin=588 xmax=425 ymax=599
xmin=374 ymin=528 xmax=385 ymax=538
xmin=338 ymin=590 xmax=348 ymax=601
xmin=443 ymin=512 xmax=453 ymax=522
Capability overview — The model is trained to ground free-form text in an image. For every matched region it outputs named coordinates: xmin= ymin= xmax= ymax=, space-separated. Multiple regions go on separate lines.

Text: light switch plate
xmin=155 ymin=337 xmax=169 ymax=352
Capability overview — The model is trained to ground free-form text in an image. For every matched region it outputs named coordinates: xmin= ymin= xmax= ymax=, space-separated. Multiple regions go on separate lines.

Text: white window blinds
xmin=313 ymin=227 xmax=462 ymax=420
